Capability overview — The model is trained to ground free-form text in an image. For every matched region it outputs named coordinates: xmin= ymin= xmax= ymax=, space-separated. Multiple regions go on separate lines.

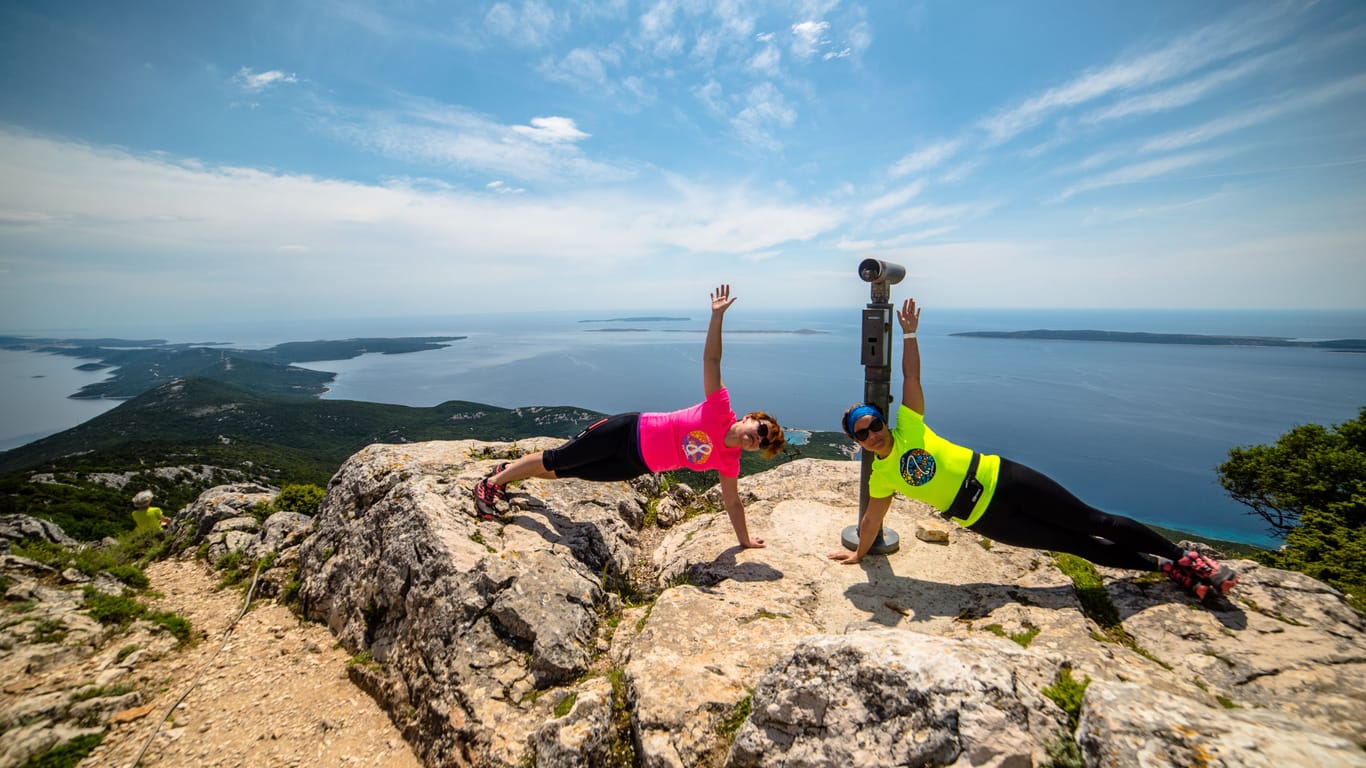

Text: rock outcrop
xmin=294 ymin=439 xmax=1366 ymax=768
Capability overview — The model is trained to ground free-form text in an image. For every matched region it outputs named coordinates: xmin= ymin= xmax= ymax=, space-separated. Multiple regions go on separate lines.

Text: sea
xmin=4 ymin=307 xmax=1365 ymax=549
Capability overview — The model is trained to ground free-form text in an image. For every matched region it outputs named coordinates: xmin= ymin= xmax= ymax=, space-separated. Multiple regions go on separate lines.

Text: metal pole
xmin=842 ymin=267 xmax=900 ymax=554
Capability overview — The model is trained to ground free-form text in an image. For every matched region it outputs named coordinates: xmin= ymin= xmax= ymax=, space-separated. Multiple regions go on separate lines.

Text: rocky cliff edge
xmin=293 ymin=438 xmax=1366 ymax=768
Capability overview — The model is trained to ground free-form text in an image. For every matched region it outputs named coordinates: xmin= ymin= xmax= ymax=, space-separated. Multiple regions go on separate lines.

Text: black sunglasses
xmin=756 ymin=421 xmax=773 ymax=448
xmin=853 ymin=417 xmax=885 ymax=442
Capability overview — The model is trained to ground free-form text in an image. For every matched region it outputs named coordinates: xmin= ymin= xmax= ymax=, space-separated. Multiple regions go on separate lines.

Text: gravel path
xmin=79 ymin=558 xmax=421 ymax=768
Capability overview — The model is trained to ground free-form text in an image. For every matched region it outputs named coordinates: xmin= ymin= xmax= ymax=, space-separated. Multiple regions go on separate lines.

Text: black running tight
xmin=966 ymin=459 xmax=1185 ymax=571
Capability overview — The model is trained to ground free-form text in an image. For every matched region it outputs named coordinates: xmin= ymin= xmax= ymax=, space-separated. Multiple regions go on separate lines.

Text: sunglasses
xmin=756 ymin=421 xmax=774 ymax=448
xmin=853 ymin=417 xmax=885 ymax=442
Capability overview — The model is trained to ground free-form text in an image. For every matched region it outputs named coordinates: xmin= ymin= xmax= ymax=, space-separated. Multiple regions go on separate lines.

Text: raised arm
xmin=899 ymin=297 xmax=924 ymax=415
xmin=703 ymin=284 xmax=735 ymax=396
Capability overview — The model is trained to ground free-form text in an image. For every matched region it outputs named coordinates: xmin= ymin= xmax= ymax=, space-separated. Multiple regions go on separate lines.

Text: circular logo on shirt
xmin=682 ymin=430 xmax=713 ymax=466
xmin=900 ymin=449 xmax=936 ymax=486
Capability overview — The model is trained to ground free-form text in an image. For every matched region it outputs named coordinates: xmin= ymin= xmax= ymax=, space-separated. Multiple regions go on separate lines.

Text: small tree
xmin=1219 ymin=407 xmax=1366 ymax=612
xmin=1218 ymin=407 xmax=1366 ymax=536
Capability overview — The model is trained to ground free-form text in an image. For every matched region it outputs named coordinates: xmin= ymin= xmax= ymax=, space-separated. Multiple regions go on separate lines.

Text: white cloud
xmin=791 ymin=20 xmax=829 ymax=59
xmin=327 ymin=102 xmax=624 ymax=186
xmin=233 ymin=67 xmax=298 ymax=93
xmin=510 ymin=116 xmax=590 ymax=144
xmin=0 ymin=129 xmax=850 ymax=325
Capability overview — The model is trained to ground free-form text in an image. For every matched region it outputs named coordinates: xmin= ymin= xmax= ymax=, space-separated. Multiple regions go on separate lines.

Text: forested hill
xmin=951 ymin=329 xmax=1366 ymax=351
xmin=0 ymin=377 xmax=605 ymax=479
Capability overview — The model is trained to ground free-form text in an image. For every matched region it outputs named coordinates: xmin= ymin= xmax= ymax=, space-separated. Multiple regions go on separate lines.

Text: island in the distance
xmin=578 ymin=317 xmax=690 ymax=323
xmin=951 ymin=329 xmax=1366 ymax=352
xmin=0 ymin=335 xmax=466 ymax=400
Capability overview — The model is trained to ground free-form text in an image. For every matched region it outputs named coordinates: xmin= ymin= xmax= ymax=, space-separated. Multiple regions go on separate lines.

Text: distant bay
xmin=3 ymin=307 xmax=1365 ymax=548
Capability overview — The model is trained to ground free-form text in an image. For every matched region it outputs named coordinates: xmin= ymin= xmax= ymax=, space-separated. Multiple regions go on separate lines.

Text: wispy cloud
xmin=1140 ymin=72 xmax=1366 ymax=155
xmin=731 ymin=82 xmax=796 ymax=150
xmin=863 ymin=180 xmax=926 ymax=216
xmin=485 ymin=0 xmax=561 ymax=48
xmin=326 ymin=102 xmax=627 ymax=186
xmin=890 ymin=139 xmax=962 ymax=178
xmin=233 ymin=67 xmax=298 ymax=93
xmin=1055 ymin=147 xmax=1238 ymax=202
xmin=978 ymin=4 xmax=1302 ymax=146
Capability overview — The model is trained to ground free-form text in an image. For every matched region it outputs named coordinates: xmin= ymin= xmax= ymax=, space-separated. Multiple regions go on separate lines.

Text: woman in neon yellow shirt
xmin=828 ymin=297 xmax=1237 ymax=601
xmin=131 ymin=490 xmax=170 ymax=533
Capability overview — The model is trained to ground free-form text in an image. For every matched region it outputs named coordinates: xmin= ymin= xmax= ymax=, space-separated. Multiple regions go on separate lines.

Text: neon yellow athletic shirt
xmin=131 ymin=506 xmax=164 ymax=533
xmin=868 ymin=405 xmax=1001 ymax=527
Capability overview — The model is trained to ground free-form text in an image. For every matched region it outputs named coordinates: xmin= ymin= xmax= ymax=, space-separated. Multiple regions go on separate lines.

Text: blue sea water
xmin=4 ymin=308 xmax=1365 ymax=548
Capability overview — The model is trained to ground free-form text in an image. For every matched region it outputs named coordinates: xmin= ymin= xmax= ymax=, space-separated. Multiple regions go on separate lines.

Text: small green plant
xmin=215 ymin=549 xmax=248 ymax=588
xmin=738 ymin=609 xmax=791 ymax=624
xmin=982 ymin=622 xmax=1040 ymax=648
xmin=1044 ymin=733 xmax=1084 ymax=768
xmin=554 ymin=691 xmax=578 ymax=718
xmin=115 ymin=645 xmax=140 ymax=663
xmin=31 ymin=619 xmax=68 ymax=644
xmin=1042 ymin=666 xmax=1091 ymax=731
xmin=82 ymin=588 xmax=193 ymax=646
xmin=716 ymin=695 xmax=752 ymax=742
xmin=348 ymin=650 xmax=379 ymax=668
xmin=1216 ymin=695 xmax=1239 ymax=709
xmin=71 ymin=683 xmax=136 ymax=702
xmin=606 ymin=668 xmax=636 ymax=768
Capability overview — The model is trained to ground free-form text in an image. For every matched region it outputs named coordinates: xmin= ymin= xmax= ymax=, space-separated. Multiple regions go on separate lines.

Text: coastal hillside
xmin=0 ymin=376 xmax=851 ymax=538
xmin=5 ymin=441 xmax=1361 ymax=767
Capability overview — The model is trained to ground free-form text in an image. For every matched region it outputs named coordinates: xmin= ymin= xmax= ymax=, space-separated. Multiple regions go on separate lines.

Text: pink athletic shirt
xmin=637 ymin=388 xmax=742 ymax=478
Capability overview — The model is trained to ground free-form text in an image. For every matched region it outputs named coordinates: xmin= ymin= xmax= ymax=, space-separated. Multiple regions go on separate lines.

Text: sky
xmin=1 ymin=0 xmax=1365 ymax=331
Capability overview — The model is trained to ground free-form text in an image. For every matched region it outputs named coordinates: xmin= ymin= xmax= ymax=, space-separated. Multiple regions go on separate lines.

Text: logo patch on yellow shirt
xmin=900 ymin=449 xmax=936 ymax=486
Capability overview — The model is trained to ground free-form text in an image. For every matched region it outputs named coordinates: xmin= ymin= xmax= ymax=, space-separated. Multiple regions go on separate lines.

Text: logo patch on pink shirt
xmin=682 ymin=430 xmax=713 ymax=466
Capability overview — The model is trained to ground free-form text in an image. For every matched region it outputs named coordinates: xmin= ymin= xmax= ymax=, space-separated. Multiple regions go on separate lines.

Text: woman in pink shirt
xmin=473 ymin=284 xmax=785 ymax=548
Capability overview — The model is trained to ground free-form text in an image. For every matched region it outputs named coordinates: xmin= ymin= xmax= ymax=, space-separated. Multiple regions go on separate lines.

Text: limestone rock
xmin=915 ymin=520 xmax=951 ymax=543
xmin=727 ymin=629 xmax=1069 ymax=767
xmin=1079 ymin=680 xmax=1366 ymax=767
xmin=0 ymin=514 xmax=78 ymax=550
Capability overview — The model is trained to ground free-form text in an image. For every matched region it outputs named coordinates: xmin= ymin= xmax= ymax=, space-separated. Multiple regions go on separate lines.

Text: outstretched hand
xmin=711 ymin=284 xmax=737 ymax=313
xmin=897 ymin=297 xmax=920 ymax=333
xmin=827 ymin=550 xmax=862 ymax=565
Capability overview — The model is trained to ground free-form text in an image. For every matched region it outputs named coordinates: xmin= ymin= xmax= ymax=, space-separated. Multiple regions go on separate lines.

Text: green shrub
xmin=274 ymin=483 xmax=326 ymax=516
xmin=17 ymin=733 xmax=103 ymax=768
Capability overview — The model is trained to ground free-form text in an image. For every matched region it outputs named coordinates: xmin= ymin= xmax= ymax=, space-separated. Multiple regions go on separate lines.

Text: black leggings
xmin=967 ymin=459 xmax=1184 ymax=571
xmin=541 ymin=413 xmax=650 ymax=482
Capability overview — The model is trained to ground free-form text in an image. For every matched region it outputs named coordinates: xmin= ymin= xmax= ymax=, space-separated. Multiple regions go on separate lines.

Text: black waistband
xmin=943 ymin=452 xmax=983 ymax=521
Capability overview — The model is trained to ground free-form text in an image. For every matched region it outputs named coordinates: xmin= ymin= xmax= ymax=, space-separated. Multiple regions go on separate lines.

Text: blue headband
xmin=845 ymin=404 xmax=883 ymax=437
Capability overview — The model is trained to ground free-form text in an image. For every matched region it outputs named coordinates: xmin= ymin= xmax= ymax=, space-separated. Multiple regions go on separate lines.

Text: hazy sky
xmin=2 ymin=1 xmax=1364 ymax=330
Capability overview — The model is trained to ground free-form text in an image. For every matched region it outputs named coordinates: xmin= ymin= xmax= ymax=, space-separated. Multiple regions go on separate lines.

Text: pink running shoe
xmin=1161 ymin=558 xmax=1210 ymax=601
xmin=472 ymin=463 xmax=508 ymax=520
xmin=1179 ymin=550 xmax=1238 ymax=596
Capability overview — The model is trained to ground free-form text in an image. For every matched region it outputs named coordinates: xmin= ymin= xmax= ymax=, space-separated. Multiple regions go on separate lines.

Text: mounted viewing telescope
xmin=842 ymin=258 xmax=904 ymax=555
